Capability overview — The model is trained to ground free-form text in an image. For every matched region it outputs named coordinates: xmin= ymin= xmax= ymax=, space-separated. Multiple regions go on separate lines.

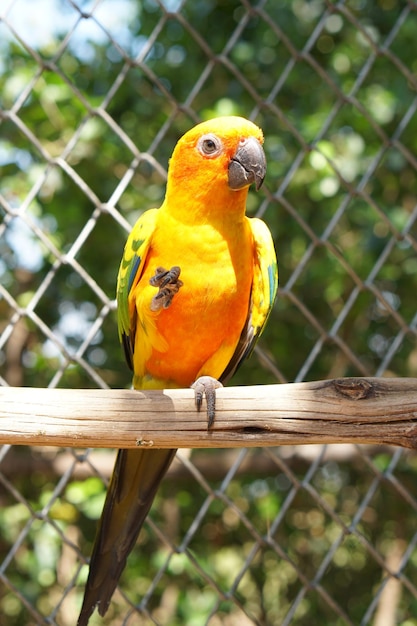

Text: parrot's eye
xmin=197 ymin=134 xmax=222 ymax=157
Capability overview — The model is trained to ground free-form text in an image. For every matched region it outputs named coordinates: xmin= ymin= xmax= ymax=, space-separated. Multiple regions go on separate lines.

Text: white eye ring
xmin=197 ymin=134 xmax=223 ymax=157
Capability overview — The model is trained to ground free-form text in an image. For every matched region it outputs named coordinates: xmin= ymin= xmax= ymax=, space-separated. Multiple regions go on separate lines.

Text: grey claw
xmin=191 ymin=376 xmax=223 ymax=429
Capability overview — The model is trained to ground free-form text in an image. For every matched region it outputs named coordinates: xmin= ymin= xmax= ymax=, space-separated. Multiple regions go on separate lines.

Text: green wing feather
xmin=116 ymin=208 xmax=158 ymax=370
xmin=249 ymin=217 xmax=278 ymax=340
xmin=220 ymin=217 xmax=278 ymax=383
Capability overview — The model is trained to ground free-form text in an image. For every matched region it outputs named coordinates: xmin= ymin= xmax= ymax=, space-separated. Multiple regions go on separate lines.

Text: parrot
xmin=77 ymin=115 xmax=278 ymax=625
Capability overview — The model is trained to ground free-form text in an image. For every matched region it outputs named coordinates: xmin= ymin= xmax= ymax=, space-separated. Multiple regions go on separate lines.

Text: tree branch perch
xmin=1 ymin=377 xmax=417 ymax=450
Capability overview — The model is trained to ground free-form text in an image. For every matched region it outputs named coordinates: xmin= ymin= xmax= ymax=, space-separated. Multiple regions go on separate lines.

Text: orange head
xmin=163 ymin=116 xmax=266 ymax=221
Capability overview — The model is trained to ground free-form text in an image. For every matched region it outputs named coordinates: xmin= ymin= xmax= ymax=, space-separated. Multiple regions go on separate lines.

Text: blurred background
xmin=1 ymin=0 xmax=417 ymax=624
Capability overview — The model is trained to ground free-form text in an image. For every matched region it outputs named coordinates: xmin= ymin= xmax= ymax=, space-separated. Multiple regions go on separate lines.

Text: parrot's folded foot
xmin=191 ymin=376 xmax=223 ymax=429
xmin=150 ymin=266 xmax=183 ymax=311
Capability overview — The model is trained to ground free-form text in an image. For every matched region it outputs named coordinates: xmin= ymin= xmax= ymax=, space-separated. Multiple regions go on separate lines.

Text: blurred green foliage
xmin=1 ymin=0 xmax=417 ymax=624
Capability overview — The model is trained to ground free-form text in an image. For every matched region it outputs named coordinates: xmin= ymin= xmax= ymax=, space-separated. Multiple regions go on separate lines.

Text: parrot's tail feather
xmin=77 ymin=448 xmax=177 ymax=626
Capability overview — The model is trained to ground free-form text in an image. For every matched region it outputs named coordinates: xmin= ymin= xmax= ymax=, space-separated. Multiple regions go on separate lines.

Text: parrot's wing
xmin=116 ymin=208 xmax=158 ymax=370
xmin=220 ymin=217 xmax=278 ymax=383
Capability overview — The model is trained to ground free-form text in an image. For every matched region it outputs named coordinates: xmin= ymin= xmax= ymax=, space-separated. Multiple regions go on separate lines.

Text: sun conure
xmin=77 ymin=116 xmax=278 ymax=624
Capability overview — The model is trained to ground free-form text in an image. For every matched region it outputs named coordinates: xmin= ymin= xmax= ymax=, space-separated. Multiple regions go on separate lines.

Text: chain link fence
xmin=1 ymin=0 xmax=417 ymax=624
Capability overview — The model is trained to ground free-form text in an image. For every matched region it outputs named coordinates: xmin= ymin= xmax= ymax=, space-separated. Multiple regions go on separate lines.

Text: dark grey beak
xmin=228 ymin=136 xmax=267 ymax=191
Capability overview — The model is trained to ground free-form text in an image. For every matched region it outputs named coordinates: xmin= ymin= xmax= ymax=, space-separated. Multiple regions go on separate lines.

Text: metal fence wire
xmin=1 ymin=0 xmax=417 ymax=624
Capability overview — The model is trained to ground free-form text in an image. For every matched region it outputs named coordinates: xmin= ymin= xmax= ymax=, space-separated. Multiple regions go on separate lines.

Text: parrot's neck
xmin=162 ymin=184 xmax=249 ymax=227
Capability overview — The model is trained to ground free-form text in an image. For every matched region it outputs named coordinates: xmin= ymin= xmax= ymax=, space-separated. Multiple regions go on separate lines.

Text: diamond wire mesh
xmin=1 ymin=0 xmax=417 ymax=624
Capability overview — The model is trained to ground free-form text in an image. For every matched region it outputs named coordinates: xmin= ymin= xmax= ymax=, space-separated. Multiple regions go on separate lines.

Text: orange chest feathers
xmin=132 ymin=217 xmax=254 ymax=386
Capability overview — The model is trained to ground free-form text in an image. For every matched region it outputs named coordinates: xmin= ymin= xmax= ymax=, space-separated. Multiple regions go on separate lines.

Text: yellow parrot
xmin=77 ymin=116 xmax=277 ymax=624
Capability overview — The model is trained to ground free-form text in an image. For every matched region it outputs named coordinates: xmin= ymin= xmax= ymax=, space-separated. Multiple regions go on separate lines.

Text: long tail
xmin=77 ymin=448 xmax=177 ymax=626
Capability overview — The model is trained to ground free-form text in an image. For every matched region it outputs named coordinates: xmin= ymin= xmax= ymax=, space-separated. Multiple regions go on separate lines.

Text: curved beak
xmin=228 ymin=136 xmax=267 ymax=191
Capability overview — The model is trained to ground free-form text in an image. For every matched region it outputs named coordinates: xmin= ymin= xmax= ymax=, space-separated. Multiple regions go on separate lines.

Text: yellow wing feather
xmin=250 ymin=216 xmax=278 ymax=337
xmin=219 ymin=216 xmax=277 ymax=383
xmin=116 ymin=208 xmax=158 ymax=370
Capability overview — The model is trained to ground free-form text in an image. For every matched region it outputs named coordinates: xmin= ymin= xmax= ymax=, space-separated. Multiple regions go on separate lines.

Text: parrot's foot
xmin=150 ymin=266 xmax=183 ymax=311
xmin=191 ymin=376 xmax=223 ymax=429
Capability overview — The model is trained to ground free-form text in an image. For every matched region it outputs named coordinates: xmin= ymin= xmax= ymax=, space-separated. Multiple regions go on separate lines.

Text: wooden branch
xmin=1 ymin=378 xmax=417 ymax=450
